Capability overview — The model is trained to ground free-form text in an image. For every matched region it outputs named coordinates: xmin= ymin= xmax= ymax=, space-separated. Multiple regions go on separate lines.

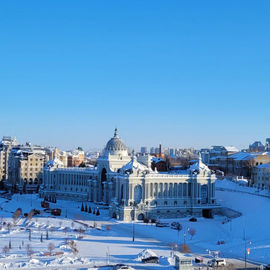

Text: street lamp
xmin=132 ymin=204 xmax=135 ymax=242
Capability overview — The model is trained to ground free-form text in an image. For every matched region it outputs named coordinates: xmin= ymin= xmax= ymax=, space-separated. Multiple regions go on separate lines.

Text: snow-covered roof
xmin=229 ymin=151 xmax=270 ymax=161
xmin=188 ymin=156 xmax=211 ymax=175
xmin=45 ymin=158 xmax=64 ymax=169
xmin=224 ymin=146 xmax=239 ymax=152
xmin=152 ymin=157 xmax=165 ymax=163
xmin=121 ymin=156 xmax=152 ymax=175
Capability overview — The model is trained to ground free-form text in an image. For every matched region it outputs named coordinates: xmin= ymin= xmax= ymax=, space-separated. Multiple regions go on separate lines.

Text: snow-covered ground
xmin=0 ymin=179 xmax=269 ymax=269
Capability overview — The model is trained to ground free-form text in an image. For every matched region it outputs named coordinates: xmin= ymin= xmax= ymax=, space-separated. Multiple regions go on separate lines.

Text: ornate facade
xmin=40 ymin=129 xmax=217 ymax=221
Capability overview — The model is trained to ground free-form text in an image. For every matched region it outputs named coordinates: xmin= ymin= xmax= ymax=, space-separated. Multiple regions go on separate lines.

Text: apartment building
xmin=7 ymin=143 xmax=49 ymax=193
xmin=0 ymin=136 xmax=18 ymax=185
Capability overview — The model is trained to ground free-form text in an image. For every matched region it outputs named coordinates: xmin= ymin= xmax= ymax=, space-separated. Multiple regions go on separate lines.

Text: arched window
xmin=174 ymin=183 xmax=177 ymax=197
xmin=154 ymin=183 xmax=158 ymax=197
xmin=164 ymin=183 xmax=168 ymax=197
xmin=159 ymin=183 xmax=163 ymax=198
xmin=150 ymin=183 xmax=153 ymax=197
xmin=169 ymin=183 xmax=173 ymax=197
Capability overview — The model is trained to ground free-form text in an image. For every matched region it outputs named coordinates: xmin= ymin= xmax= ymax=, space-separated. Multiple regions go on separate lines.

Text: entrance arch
xmin=137 ymin=213 xmax=145 ymax=220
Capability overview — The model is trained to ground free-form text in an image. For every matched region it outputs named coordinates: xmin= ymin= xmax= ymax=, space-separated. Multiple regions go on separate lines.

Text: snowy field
xmin=0 ymin=179 xmax=269 ymax=269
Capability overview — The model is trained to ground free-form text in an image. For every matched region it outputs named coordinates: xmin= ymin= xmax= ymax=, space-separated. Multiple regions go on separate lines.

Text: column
xmin=108 ymin=181 xmax=113 ymax=202
xmin=93 ymin=180 xmax=97 ymax=202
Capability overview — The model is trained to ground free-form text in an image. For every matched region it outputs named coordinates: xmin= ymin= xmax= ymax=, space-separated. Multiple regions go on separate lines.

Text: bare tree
xmin=168 ymin=242 xmax=178 ymax=251
xmin=188 ymin=228 xmax=196 ymax=239
xmin=64 ymin=227 xmax=69 ymax=235
xmin=48 ymin=243 xmax=55 ymax=255
xmin=78 ymin=227 xmax=85 ymax=238
xmin=49 ymin=226 xmax=56 ymax=235
xmin=7 ymin=222 xmax=12 ymax=233
xmin=27 ymin=210 xmax=35 ymax=222
xmin=13 ymin=208 xmax=22 ymax=224
xmin=26 ymin=244 xmax=34 ymax=258
xmin=68 ymin=240 xmax=79 ymax=256
xmin=180 ymin=244 xmax=190 ymax=253
xmin=2 ymin=246 xmax=9 ymax=256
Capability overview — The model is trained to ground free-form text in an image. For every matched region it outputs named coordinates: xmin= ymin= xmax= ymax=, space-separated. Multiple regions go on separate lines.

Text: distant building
xmin=140 ymin=146 xmax=148 ymax=154
xmin=46 ymin=147 xmax=68 ymax=167
xmin=227 ymin=152 xmax=270 ymax=178
xmin=208 ymin=145 xmax=239 ymax=174
xmin=151 ymin=157 xmax=167 ymax=172
xmin=249 ymin=141 xmax=265 ymax=152
xmin=265 ymin=138 xmax=270 ymax=151
xmin=67 ymin=147 xmax=84 ymax=167
xmin=137 ymin=153 xmax=152 ymax=168
xmin=200 ymin=148 xmax=210 ymax=164
xmin=251 ymin=164 xmax=270 ymax=190
xmin=0 ymin=136 xmax=18 ymax=185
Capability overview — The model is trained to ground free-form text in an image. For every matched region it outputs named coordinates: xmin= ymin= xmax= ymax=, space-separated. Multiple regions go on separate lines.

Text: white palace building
xmin=40 ymin=129 xmax=218 ymax=221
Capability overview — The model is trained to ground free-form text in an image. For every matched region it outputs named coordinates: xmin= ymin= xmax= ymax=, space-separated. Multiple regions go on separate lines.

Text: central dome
xmin=105 ymin=128 xmax=127 ymax=152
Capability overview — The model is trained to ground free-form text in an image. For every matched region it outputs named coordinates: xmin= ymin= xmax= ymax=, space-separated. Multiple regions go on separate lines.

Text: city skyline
xmin=1 ymin=1 xmax=270 ymax=150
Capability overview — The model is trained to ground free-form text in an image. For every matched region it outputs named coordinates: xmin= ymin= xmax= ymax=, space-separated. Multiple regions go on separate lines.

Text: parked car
xmin=112 ymin=264 xmax=134 ymax=270
xmin=32 ymin=209 xmax=41 ymax=215
xmin=142 ymin=256 xmax=159 ymax=264
xmin=51 ymin=208 xmax=61 ymax=216
xmin=156 ymin=222 xmax=169 ymax=227
xmin=195 ymin=256 xmax=203 ymax=263
xmin=189 ymin=217 xmax=197 ymax=222
xmin=171 ymin=222 xmax=182 ymax=230
xmin=41 ymin=201 xmax=50 ymax=208
xmin=207 ymin=258 xmax=226 ymax=267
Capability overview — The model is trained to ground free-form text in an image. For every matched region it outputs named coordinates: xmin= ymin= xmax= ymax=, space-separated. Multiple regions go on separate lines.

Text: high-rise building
xmin=140 ymin=146 xmax=148 ymax=154
xmin=150 ymin=147 xmax=155 ymax=155
xmin=169 ymin=148 xmax=175 ymax=156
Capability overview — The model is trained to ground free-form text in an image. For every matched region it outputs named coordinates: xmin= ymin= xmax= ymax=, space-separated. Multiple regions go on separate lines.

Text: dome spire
xmin=114 ymin=127 xmax=119 ymax=138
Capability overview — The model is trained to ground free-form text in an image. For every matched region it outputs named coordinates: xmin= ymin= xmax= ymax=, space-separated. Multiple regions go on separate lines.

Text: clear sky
xmin=0 ymin=1 xmax=269 ymax=151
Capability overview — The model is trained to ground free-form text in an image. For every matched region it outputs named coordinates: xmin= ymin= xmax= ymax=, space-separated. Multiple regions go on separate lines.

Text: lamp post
xmin=132 ymin=205 xmax=135 ymax=242
xmin=184 ymin=230 xmax=187 ymax=246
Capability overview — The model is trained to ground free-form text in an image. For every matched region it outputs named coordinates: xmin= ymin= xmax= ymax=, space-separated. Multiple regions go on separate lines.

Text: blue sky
xmin=0 ymin=1 xmax=269 ymax=151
